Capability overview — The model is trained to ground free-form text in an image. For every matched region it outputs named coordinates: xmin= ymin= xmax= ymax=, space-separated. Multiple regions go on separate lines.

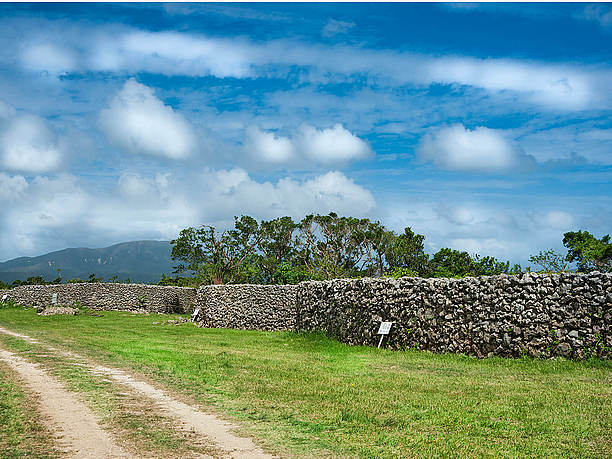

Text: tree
xmin=171 ymin=216 xmax=263 ymax=284
xmin=430 ymin=248 xmax=474 ymax=277
xmin=563 ymin=230 xmax=612 ymax=272
xmin=529 ymin=249 xmax=570 ymax=273
xmin=472 ymin=255 xmax=521 ymax=276
xmin=258 ymin=216 xmax=299 ymax=283
xmin=357 ymin=221 xmax=395 ymax=277
xmin=298 ymin=213 xmax=372 ymax=280
xmin=87 ymin=273 xmax=103 ymax=283
xmin=385 ymin=227 xmax=429 ymax=276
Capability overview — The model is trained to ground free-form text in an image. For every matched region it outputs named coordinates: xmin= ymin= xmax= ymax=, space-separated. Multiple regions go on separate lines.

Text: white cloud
xmin=296 ymin=124 xmax=373 ymax=165
xmin=417 ymin=124 xmax=536 ymax=172
xmin=322 ymin=19 xmax=356 ymax=37
xmin=246 ymin=123 xmax=372 ymax=167
xmin=198 ymin=168 xmax=376 ymax=221
xmin=0 ymin=114 xmax=62 ymax=173
xmin=98 ymin=79 xmax=196 ymax=160
xmin=582 ymin=4 xmax=612 ymax=27
xmin=12 ymin=23 xmax=611 ymax=110
xmin=21 ymin=42 xmax=78 ymax=75
xmin=519 ymin=124 xmax=612 ymax=165
xmin=529 ymin=210 xmax=575 ymax=230
xmin=91 ymin=31 xmax=253 ymax=78
xmin=0 ymin=168 xmax=376 ymax=260
xmin=0 ymin=172 xmax=28 ymax=200
xmin=245 ymin=126 xmax=296 ymax=164
xmin=382 ymin=199 xmax=589 ymax=265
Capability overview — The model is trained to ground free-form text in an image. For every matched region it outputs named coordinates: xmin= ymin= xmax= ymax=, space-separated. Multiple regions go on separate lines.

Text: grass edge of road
xmin=0 ymin=333 xmax=226 ymax=459
xmin=0 ymin=358 xmax=60 ymax=458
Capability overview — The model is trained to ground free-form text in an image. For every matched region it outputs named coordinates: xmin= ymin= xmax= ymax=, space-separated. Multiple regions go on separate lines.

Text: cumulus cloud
xmin=0 ymin=112 xmax=63 ymax=173
xmin=245 ymin=123 xmax=372 ymax=167
xmin=0 ymin=168 xmax=376 ymax=260
xmin=198 ymin=168 xmax=376 ymax=222
xmin=21 ymin=42 xmax=78 ymax=75
xmin=244 ymin=126 xmax=296 ymax=164
xmin=417 ymin=124 xmax=536 ymax=173
xmin=98 ymin=79 xmax=196 ymax=160
xmin=381 ymin=198 xmax=590 ymax=265
xmin=0 ymin=172 xmax=28 ymax=200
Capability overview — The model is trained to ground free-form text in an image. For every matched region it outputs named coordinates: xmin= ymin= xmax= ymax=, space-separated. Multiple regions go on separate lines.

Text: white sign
xmin=191 ymin=308 xmax=201 ymax=321
xmin=51 ymin=293 xmax=58 ymax=305
xmin=377 ymin=321 xmax=393 ymax=348
xmin=377 ymin=321 xmax=393 ymax=335
xmin=1 ymin=294 xmax=7 ymax=302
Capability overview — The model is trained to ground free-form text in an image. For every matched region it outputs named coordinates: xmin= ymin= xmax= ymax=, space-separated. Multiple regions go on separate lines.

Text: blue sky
xmin=1 ymin=2 xmax=611 ymax=266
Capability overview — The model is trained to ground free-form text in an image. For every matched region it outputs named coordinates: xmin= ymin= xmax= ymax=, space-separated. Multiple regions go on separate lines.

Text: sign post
xmin=377 ymin=321 xmax=393 ymax=348
xmin=51 ymin=293 xmax=58 ymax=306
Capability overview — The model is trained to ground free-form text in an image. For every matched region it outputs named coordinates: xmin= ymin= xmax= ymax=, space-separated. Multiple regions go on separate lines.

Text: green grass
xmin=0 ymin=305 xmax=610 ymax=458
xmin=0 ymin=360 xmax=58 ymax=458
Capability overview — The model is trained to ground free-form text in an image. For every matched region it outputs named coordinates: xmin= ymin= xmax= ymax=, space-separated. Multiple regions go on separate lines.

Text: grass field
xmin=0 ymin=360 xmax=58 ymax=458
xmin=0 ymin=305 xmax=610 ymax=458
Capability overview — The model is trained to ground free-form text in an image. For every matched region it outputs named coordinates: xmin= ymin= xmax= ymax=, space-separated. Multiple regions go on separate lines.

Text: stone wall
xmin=4 ymin=283 xmax=196 ymax=314
xmin=296 ymin=272 xmax=612 ymax=359
xmin=4 ymin=272 xmax=610 ymax=359
xmin=192 ymin=284 xmax=298 ymax=331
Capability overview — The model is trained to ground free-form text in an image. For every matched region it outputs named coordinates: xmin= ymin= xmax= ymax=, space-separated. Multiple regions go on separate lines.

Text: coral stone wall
xmin=4 ymin=283 xmax=196 ymax=314
xmin=192 ymin=284 xmax=298 ymax=331
xmin=296 ymin=273 xmax=612 ymax=359
xmin=3 ymin=272 xmax=610 ymax=359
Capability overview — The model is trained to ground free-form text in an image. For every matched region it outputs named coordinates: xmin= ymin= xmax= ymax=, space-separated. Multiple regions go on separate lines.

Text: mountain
xmin=0 ymin=241 xmax=177 ymax=284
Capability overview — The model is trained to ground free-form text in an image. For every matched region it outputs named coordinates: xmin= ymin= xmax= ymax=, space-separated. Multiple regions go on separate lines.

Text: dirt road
xmin=0 ymin=326 xmax=274 ymax=459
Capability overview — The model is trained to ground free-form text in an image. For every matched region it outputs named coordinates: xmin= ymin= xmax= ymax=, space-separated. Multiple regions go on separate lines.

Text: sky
xmin=0 ymin=2 xmax=611 ymax=266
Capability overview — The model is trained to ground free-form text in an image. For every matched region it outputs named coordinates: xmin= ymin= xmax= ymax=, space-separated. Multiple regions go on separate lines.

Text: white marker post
xmin=51 ymin=293 xmax=58 ymax=306
xmin=377 ymin=321 xmax=393 ymax=348
xmin=1 ymin=294 xmax=7 ymax=303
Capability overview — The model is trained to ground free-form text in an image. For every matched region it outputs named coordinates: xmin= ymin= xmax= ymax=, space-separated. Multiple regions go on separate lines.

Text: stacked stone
xmin=5 ymin=272 xmax=610 ymax=359
xmin=6 ymin=283 xmax=196 ymax=314
xmin=193 ymin=284 xmax=298 ymax=331
xmin=296 ymin=272 xmax=612 ymax=359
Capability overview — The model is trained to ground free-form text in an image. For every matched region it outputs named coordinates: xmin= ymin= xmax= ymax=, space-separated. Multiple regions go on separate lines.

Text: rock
xmin=37 ymin=307 xmax=78 ymax=316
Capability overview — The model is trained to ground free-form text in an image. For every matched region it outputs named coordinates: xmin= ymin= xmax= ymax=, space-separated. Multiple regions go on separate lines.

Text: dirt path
xmin=0 ymin=347 xmax=133 ymax=458
xmin=0 ymin=326 xmax=274 ymax=459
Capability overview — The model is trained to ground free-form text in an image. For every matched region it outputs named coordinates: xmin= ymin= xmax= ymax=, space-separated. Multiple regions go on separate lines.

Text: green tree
xmin=298 ymin=213 xmax=372 ymax=280
xmin=258 ymin=216 xmax=299 ymax=283
xmin=87 ymin=273 xmax=103 ymax=283
xmin=529 ymin=249 xmax=570 ymax=273
xmin=171 ymin=216 xmax=263 ymax=284
xmin=563 ymin=230 xmax=612 ymax=272
xmin=385 ymin=227 xmax=429 ymax=276
xmin=430 ymin=248 xmax=474 ymax=277
xmin=472 ymin=255 xmax=520 ymax=276
xmin=356 ymin=221 xmax=395 ymax=277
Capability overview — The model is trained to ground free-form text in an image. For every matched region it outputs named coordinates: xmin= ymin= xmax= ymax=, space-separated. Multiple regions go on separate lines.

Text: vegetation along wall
xmin=296 ymin=272 xmax=612 ymax=359
xmin=192 ymin=284 xmax=298 ymax=331
xmin=5 ymin=283 xmax=196 ymax=314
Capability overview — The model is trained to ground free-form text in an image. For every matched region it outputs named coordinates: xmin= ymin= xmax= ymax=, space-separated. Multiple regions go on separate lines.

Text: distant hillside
xmin=0 ymin=241 xmax=176 ymax=284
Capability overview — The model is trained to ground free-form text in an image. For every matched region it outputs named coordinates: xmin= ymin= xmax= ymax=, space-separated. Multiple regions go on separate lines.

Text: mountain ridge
xmin=0 ymin=241 xmax=176 ymax=284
